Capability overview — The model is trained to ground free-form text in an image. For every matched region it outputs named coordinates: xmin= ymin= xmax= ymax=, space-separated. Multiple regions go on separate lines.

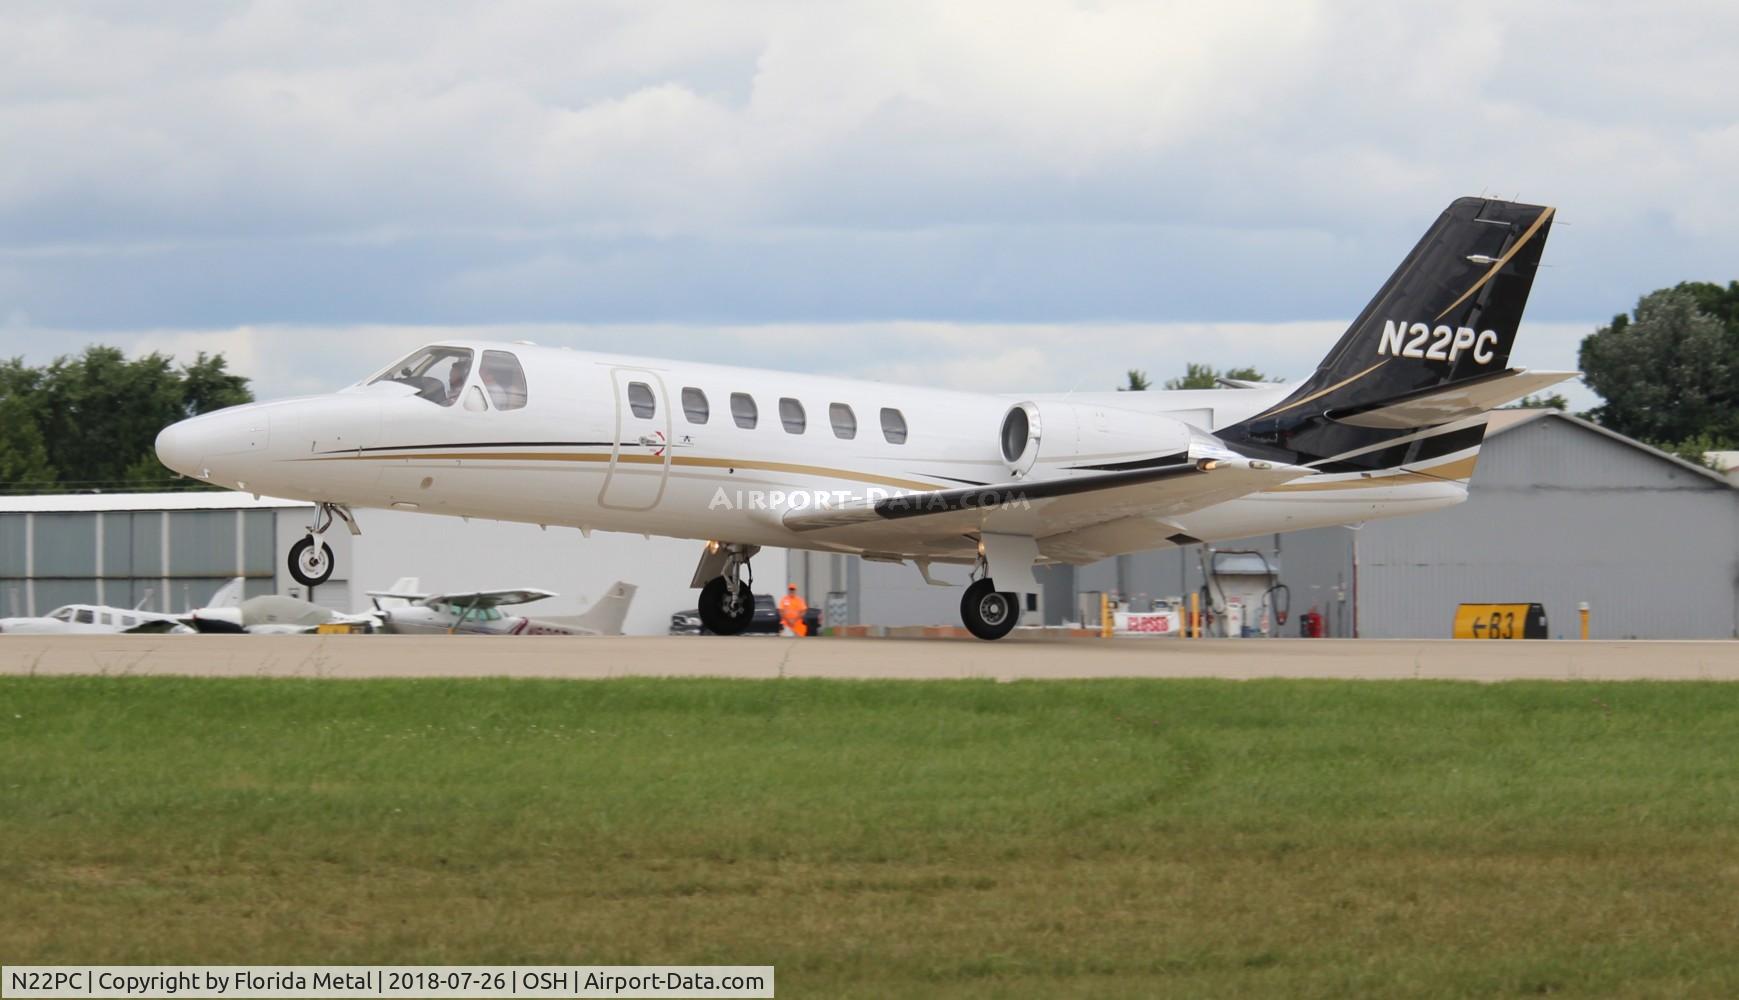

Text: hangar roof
xmin=1486 ymin=408 xmax=1734 ymax=488
xmin=0 ymin=492 xmax=311 ymax=514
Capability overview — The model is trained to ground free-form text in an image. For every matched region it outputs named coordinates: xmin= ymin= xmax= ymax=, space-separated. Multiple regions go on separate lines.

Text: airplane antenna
xmin=136 ymin=588 xmax=155 ymax=611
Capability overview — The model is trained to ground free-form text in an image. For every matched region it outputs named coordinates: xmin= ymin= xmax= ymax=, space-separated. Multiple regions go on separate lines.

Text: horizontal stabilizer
xmin=1324 ymin=369 xmax=1578 ymax=430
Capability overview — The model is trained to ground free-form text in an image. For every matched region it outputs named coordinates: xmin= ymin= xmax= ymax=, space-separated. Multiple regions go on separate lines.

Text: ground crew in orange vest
xmin=779 ymin=584 xmax=809 ymax=637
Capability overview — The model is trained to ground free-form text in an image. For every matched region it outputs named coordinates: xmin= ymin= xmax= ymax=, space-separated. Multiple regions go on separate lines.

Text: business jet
xmin=364 ymin=581 xmax=638 ymax=636
xmin=155 ymin=197 xmax=1567 ymax=640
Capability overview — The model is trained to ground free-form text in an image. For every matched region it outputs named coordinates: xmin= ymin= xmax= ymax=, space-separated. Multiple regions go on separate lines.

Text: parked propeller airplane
xmin=365 ymin=581 xmax=637 ymax=636
xmin=0 ymin=604 xmax=195 ymax=635
xmin=155 ymin=197 xmax=1568 ymax=640
xmin=0 ymin=578 xmax=245 ymax=635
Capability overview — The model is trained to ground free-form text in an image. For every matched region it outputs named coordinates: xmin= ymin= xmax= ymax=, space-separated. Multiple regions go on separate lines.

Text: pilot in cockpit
xmin=445 ymin=356 xmax=473 ymax=406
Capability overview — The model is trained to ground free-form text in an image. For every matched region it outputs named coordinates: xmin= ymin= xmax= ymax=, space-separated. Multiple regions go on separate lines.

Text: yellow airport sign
xmin=1454 ymin=603 xmax=1548 ymax=640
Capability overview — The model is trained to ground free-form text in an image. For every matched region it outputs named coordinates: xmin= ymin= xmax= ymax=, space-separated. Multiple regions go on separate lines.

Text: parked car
xmin=669 ymin=593 xmax=822 ymax=636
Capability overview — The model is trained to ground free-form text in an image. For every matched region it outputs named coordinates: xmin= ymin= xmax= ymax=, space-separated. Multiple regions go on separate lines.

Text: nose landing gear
xmin=289 ymin=536 xmax=335 ymax=588
xmin=288 ymin=502 xmax=360 ymax=588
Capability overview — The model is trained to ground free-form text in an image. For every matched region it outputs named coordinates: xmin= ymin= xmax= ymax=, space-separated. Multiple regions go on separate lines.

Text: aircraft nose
xmin=155 ymin=419 xmax=206 ymax=479
xmin=156 ymin=405 xmax=274 ymax=484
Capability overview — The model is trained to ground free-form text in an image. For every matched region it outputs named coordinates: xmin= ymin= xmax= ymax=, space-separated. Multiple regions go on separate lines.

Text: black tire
xmin=288 ymin=536 xmax=336 ymax=588
xmin=961 ymin=578 xmax=1019 ymax=641
xmin=698 ymin=577 xmax=756 ymax=636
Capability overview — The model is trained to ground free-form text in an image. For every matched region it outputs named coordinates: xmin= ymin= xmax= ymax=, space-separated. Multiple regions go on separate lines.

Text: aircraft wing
xmin=781 ymin=457 xmax=1311 ymax=561
xmin=123 ymin=618 xmax=190 ymax=635
xmin=421 ymin=588 xmax=557 ymax=609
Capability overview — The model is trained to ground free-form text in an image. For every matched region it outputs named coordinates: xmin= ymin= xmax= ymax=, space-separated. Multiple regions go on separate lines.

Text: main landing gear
xmin=697 ymin=543 xmax=758 ymax=636
xmin=960 ymin=578 xmax=1020 ymax=641
xmin=958 ymin=543 xmax=1025 ymax=641
xmin=288 ymin=502 xmax=360 ymax=588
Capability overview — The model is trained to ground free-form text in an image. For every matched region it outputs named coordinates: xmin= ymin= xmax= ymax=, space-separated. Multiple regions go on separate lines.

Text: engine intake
xmin=999 ymin=400 xmax=1193 ymax=479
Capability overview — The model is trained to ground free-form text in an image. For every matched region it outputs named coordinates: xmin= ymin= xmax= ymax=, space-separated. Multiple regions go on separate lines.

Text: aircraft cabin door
xmin=600 ymin=368 xmax=673 ymax=511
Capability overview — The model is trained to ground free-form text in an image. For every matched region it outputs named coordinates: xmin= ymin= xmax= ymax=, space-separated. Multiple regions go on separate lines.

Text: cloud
xmin=0 ymin=1 xmax=1733 ymax=333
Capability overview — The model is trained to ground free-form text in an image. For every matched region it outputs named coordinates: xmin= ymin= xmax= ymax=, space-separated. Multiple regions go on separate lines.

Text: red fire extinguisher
xmin=1300 ymin=608 xmax=1325 ymax=638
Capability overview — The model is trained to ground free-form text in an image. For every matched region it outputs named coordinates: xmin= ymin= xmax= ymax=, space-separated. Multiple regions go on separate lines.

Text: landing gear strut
xmin=288 ymin=503 xmax=359 ymax=589
xmin=697 ymin=544 xmax=757 ymax=636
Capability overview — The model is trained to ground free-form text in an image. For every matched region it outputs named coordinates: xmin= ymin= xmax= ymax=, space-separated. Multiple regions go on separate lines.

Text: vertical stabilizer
xmin=1218 ymin=197 xmax=1555 ymax=477
xmin=571 ymin=581 xmax=637 ymax=636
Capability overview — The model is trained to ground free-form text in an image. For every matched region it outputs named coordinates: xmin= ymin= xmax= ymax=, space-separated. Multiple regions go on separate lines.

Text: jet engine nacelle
xmin=999 ymin=401 xmax=1194 ymax=479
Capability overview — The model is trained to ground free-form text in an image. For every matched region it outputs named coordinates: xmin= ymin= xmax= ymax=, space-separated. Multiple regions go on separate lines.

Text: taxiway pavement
xmin=1 ymin=635 xmax=1735 ymax=682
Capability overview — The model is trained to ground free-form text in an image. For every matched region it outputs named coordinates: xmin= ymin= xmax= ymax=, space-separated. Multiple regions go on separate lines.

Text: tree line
xmin=0 ymin=346 xmax=252 ymax=492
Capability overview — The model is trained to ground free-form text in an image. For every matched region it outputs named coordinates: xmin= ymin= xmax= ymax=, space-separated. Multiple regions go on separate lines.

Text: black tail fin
xmin=1221 ymin=197 xmax=1554 ymax=474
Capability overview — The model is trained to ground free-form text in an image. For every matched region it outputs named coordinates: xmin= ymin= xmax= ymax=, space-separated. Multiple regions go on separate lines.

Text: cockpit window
xmin=439 ymin=603 xmax=503 ymax=622
xmin=480 ymin=351 xmax=529 ymax=411
xmin=371 ymin=346 xmax=476 ymax=407
xmin=50 ymin=607 xmax=74 ymax=622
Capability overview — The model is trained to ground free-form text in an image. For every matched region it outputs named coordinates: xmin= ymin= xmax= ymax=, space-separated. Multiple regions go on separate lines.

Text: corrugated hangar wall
xmin=0 ymin=505 xmax=286 ymax=617
xmin=1355 ymin=415 xmax=1739 ymax=640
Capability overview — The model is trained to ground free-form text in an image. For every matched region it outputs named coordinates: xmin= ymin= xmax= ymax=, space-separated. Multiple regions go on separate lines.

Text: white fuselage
xmin=380 ymin=606 xmax=607 ymax=636
xmin=154 ymin=342 xmax=1472 ymax=566
xmin=381 ymin=604 xmax=528 ymax=636
xmin=0 ymin=605 xmax=191 ymax=635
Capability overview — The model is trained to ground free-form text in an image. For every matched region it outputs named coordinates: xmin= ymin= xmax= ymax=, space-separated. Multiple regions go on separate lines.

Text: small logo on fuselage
xmin=1378 ymin=320 xmax=1500 ymax=365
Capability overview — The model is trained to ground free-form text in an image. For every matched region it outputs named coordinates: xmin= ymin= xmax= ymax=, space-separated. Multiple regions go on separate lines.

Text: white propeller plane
xmin=0 ymin=578 xmax=244 ymax=636
xmin=155 ymin=197 xmax=1571 ymax=640
xmin=0 ymin=604 xmax=195 ymax=636
xmin=365 ymin=581 xmax=638 ymax=636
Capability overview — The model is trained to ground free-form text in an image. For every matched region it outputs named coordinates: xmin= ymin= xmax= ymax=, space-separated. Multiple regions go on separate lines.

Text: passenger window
xmin=780 ymin=398 xmax=806 ymax=434
xmin=100 ymin=612 xmax=113 ymax=626
xmin=480 ymin=350 xmax=529 ymax=411
xmin=627 ymin=381 xmax=656 ymax=419
xmin=371 ymin=345 xmax=475 ymax=407
xmin=731 ymin=393 xmax=758 ymax=429
xmin=830 ymin=403 xmax=857 ymax=440
xmin=682 ymin=387 xmax=710 ymax=424
xmin=75 ymin=608 xmax=94 ymax=624
xmin=123 ymin=616 xmax=137 ymax=628
xmin=881 ymin=407 xmax=908 ymax=444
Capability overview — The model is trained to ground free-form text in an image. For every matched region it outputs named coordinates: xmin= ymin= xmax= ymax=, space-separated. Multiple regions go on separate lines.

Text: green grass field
xmin=4 ymin=676 xmax=1739 ymax=997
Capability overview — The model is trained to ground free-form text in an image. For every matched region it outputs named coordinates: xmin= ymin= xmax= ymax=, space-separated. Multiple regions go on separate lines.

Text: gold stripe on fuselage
xmin=307 ymin=449 xmax=1476 ymax=499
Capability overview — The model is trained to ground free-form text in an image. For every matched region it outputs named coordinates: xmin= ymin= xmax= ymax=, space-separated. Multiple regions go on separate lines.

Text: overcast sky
xmin=3 ymin=1 xmax=1735 ymax=408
